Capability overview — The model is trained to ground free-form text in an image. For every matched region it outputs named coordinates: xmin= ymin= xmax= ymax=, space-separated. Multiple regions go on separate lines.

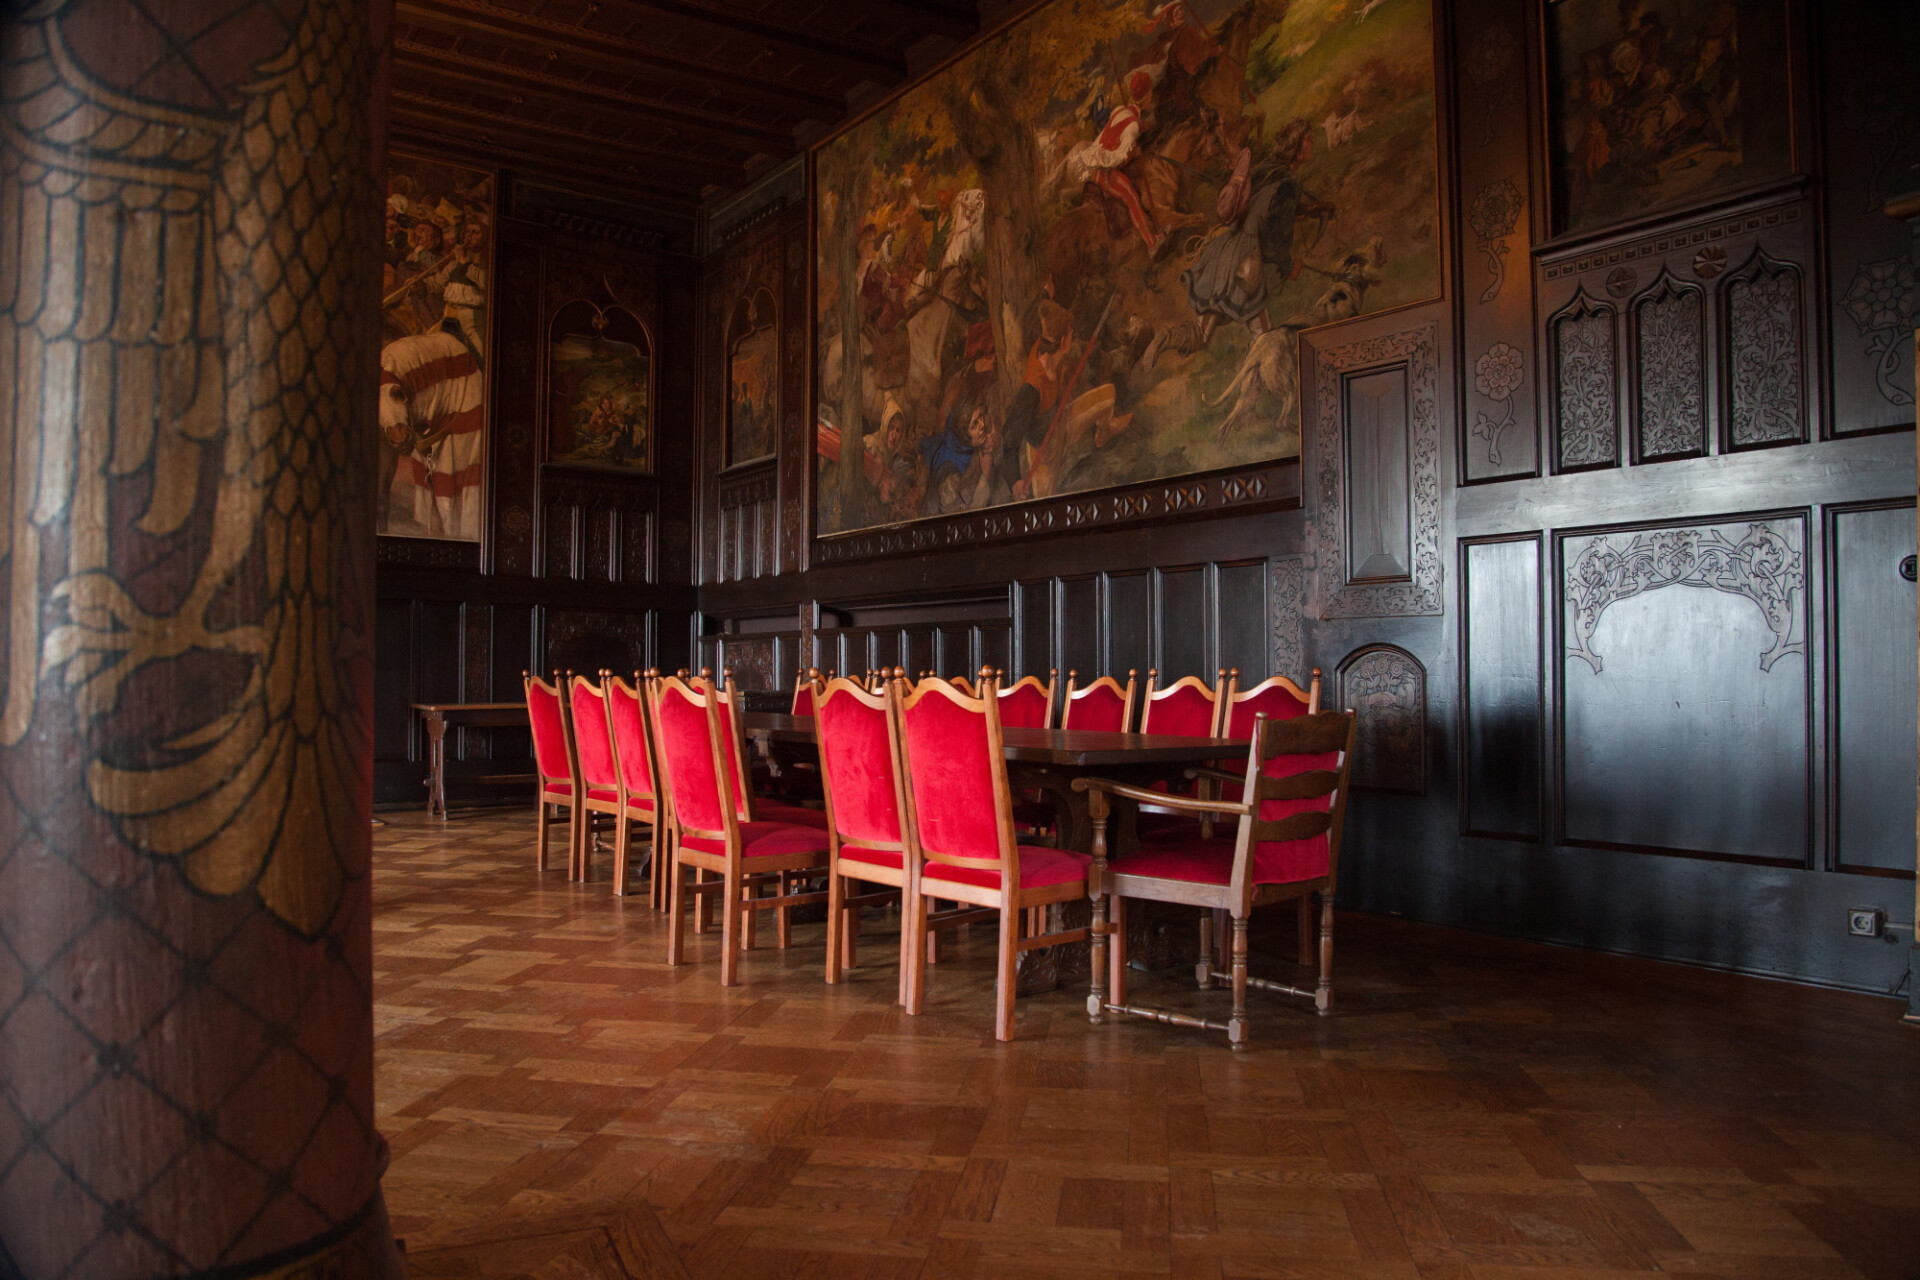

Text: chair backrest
xmin=791 ymin=668 xmax=823 ymax=717
xmin=696 ymin=670 xmax=757 ymax=821
xmin=647 ymin=675 xmax=737 ymax=842
xmin=1222 ymin=710 xmax=1356 ymax=899
xmin=1139 ymin=669 xmax=1225 ymax=737
xmin=1061 ymin=669 xmax=1136 ymax=733
xmin=605 ymin=673 xmax=657 ymax=801
xmin=894 ymin=672 xmax=1018 ymax=879
xmin=813 ymin=676 xmax=909 ymax=854
xmin=524 ymin=671 xmax=575 ymax=786
xmin=568 ymin=673 xmax=618 ymax=791
xmin=995 ymin=671 xmax=1056 ymax=729
xmin=1220 ymin=668 xmax=1322 ymax=739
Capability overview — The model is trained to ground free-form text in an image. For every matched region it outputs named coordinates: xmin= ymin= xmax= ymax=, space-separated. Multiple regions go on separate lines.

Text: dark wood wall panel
xmin=1828 ymin=499 xmax=1918 ymax=873
xmin=1056 ymin=577 xmax=1100 ymax=679
xmin=1557 ymin=513 xmax=1811 ymax=864
xmin=1158 ymin=569 xmax=1209 ymax=682
xmin=1462 ymin=535 xmax=1542 ymax=838
xmin=1105 ymin=572 xmax=1152 ymax=679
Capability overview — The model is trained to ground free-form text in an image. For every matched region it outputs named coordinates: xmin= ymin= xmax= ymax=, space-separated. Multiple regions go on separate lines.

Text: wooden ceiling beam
xmin=589 ymin=0 xmax=906 ymax=79
xmin=396 ymin=0 xmax=847 ymax=116
xmin=833 ymin=0 xmax=979 ymax=41
xmin=391 ymin=120 xmax=704 ymax=210
xmin=395 ymin=37 xmax=797 ymax=151
xmin=390 ymin=91 xmax=745 ymax=193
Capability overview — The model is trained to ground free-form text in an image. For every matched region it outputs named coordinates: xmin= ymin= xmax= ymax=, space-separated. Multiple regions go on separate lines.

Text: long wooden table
xmin=743 ymin=712 xmax=1244 ymax=992
xmin=413 ymin=701 xmax=532 ymax=816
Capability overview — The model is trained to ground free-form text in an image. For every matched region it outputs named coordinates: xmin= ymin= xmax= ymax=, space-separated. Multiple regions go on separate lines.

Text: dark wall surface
xmin=688 ymin=0 xmax=1919 ymax=996
xmin=373 ymin=176 xmax=697 ymax=805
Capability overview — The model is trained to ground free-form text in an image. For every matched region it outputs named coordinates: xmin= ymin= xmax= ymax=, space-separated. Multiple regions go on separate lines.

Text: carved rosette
xmin=1314 ymin=324 xmax=1442 ymax=618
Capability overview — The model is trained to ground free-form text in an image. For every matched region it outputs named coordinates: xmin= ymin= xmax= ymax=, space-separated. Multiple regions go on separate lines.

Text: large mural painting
xmin=379 ymin=155 xmax=492 ymax=541
xmin=815 ymin=0 xmax=1439 ymax=537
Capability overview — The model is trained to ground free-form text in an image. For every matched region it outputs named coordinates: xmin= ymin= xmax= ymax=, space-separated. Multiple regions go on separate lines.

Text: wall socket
xmin=1847 ymin=908 xmax=1885 ymax=938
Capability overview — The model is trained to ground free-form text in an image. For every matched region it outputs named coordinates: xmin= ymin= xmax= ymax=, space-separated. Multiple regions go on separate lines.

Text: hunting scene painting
xmin=1547 ymin=0 xmax=1793 ymax=235
xmin=379 ymin=154 xmax=492 ymax=541
xmin=548 ymin=301 xmax=653 ymax=471
xmin=815 ymin=0 xmax=1440 ymax=537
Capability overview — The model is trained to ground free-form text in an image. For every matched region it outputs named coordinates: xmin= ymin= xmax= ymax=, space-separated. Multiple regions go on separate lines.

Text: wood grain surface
xmin=374 ymin=812 xmax=1920 ymax=1279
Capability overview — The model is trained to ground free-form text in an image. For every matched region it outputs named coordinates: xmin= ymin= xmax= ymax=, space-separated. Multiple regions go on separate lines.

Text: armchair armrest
xmin=1181 ymin=765 xmax=1242 ymax=786
xmin=1070 ymin=775 xmax=1252 ymax=816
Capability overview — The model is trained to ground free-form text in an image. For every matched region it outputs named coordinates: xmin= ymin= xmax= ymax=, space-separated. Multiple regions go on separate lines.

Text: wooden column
xmin=0 ymin=1 xmax=406 ymax=1274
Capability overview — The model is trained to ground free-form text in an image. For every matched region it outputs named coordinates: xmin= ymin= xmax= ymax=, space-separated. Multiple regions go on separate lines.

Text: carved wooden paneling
xmin=1630 ymin=274 xmax=1707 ymax=462
xmin=1549 ymin=292 xmax=1619 ymax=470
xmin=1559 ymin=514 xmax=1810 ymax=864
xmin=1826 ymin=500 xmax=1918 ymax=875
xmin=717 ymin=468 xmax=777 ymax=583
xmin=1315 ymin=324 xmax=1442 ymax=618
xmin=1339 ymin=645 xmax=1427 ymax=795
xmin=1455 ymin=0 xmax=1538 ymax=483
xmin=1724 ymin=251 xmax=1807 ymax=449
xmin=543 ymin=608 xmax=651 ymax=677
xmin=780 ymin=214 xmax=810 ymax=573
xmin=1268 ymin=556 xmax=1307 ymax=682
xmin=1461 ymin=535 xmax=1541 ymax=839
xmin=810 ymin=458 xmax=1301 ymax=567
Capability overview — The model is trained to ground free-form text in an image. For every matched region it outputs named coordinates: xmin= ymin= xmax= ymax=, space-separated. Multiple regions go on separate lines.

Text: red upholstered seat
xmin=678 ymin=821 xmax=831 ymax=859
xmin=839 ymin=844 xmax=904 ymax=871
xmin=922 ymin=845 xmax=1090 ymax=892
xmin=758 ymin=800 xmax=830 ymax=829
xmin=1109 ymin=841 xmax=1234 ymax=885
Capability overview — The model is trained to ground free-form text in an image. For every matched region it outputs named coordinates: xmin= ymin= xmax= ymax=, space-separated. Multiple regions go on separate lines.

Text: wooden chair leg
xmin=1110 ymin=894 xmax=1129 ymax=1009
xmin=536 ymin=802 xmax=550 ymax=872
xmin=612 ymin=812 xmax=631 ymax=896
xmin=826 ymin=871 xmax=845 ymax=984
xmin=1228 ymin=914 xmax=1249 ymax=1050
xmin=777 ymin=872 xmax=793 ymax=949
xmin=1315 ymin=893 xmax=1334 ymax=1016
xmin=696 ymin=869 xmax=714 ymax=933
xmin=1213 ymin=907 xmax=1229 ymax=972
xmin=720 ymin=869 xmax=741 ymax=986
xmin=665 ymin=857 xmax=685 ymax=965
xmin=926 ymin=902 xmax=943 ymax=964
xmin=742 ymin=880 xmax=759 ymax=951
xmin=843 ymin=890 xmax=859 ymax=970
xmin=993 ymin=901 xmax=1019 ymax=1042
xmin=1297 ymin=895 xmax=1312 ymax=965
xmin=579 ymin=814 xmax=594 ymax=881
xmin=904 ymin=890 xmax=928 ymax=1015
xmin=1196 ymin=911 xmax=1214 ymax=989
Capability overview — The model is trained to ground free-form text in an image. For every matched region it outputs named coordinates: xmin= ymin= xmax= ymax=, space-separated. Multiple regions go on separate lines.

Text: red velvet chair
xmin=995 ymin=671 xmax=1057 ymax=729
xmin=895 ymin=669 xmax=1092 ymax=1041
xmin=1139 ymin=668 xmax=1227 ymax=737
xmin=605 ymin=671 xmax=665 ymax=901
xmin=1061 ymin=670 xmax=1137 ymax=732
xmin=813 ymin=675 xmax=917 ymax=996
xmin=524 ymin=670 xmax=580 ymax=874
xmin=790 ymin=668 xmax=825 ymax=717
xmin=568 ymin=672 xmax=625 ymax=883
xmin=650 ymin=674 xmax=831 ymax=986
xmin=1074 ymin=709 xmax=1356 ymax=1048
xmin=705 ymin=670 xmax=830 ymax=833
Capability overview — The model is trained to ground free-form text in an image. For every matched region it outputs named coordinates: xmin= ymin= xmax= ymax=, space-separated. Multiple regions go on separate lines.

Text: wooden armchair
xmin=1072 ymin=710 xmax=1356 ymax=1049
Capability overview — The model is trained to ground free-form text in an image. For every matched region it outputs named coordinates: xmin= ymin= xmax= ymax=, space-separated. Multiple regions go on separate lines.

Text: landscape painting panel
xmin=549 ymin=302 xmax=653 ymax=471
xmin=815 ymin=0 xmax=1440 ymax=537
xmin=729 ymin=320 xmax=779 ymax=467
xmin=379 ymin=154 xmax=492 ymax=541
xmin=1547 ymin=0 xmax=1793 ymax=235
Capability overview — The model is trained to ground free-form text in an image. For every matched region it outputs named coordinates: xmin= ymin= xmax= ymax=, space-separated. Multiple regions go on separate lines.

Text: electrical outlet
xmin=1847 ymin=908 xmax=1885 ymax=938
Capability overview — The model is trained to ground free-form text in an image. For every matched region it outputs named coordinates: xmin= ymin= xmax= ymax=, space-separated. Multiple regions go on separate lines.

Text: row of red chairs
xmin=523 ymin=665 xmax=1352 ymax=1047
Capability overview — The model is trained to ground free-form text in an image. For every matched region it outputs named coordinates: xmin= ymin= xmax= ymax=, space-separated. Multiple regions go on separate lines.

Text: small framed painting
xmin=726 ymin=288 xmax=778 ymax=468
xmin=1545 ymin=0 xmax=1796 ymax=237
xmin=547 ymin=299 xmax=654 ymax=472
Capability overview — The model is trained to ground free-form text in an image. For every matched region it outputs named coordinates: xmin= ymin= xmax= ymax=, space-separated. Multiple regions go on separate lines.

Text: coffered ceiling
xmin=391 ymin=0 xmax=983 ymax=211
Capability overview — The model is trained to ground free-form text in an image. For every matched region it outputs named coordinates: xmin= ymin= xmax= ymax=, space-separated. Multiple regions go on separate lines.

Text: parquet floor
xmin=373 ymin=811 xmax=1920 ymax=1279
